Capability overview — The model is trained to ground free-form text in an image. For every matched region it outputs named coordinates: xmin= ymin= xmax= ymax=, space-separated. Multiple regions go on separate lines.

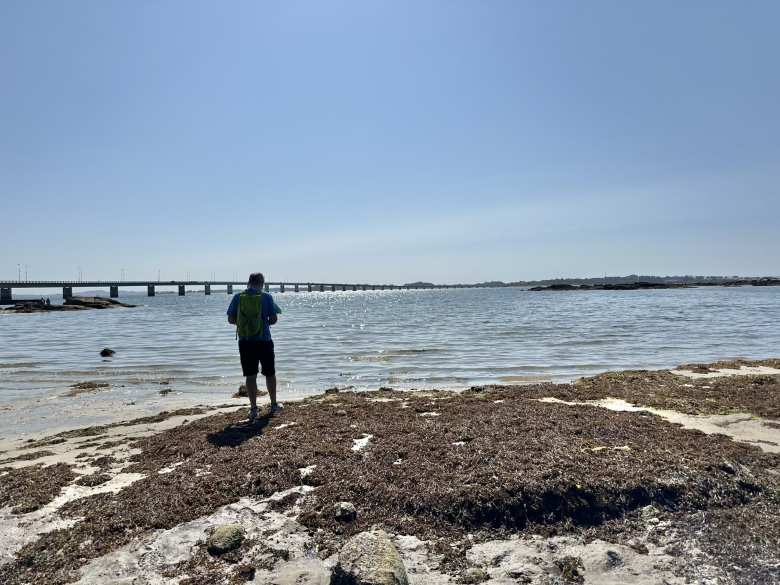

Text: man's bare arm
xmin=269 ymin=314 xmax=278 ymax=325
xmin=228 ymin=315 xmax=236 ymax=325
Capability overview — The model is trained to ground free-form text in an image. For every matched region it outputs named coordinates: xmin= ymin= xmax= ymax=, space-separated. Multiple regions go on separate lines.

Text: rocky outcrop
xmin=530 ymin=281 xmax=691 ymax=291
xmin=2 ymin=296 xmax=135 ymax=313
xmin=65 ymin=296 xmax=136 ymax=309
xmin=332 ymin=530 xmax=408 ymax=585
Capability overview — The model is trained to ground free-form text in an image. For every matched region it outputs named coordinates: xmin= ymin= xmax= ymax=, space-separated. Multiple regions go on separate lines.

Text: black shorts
xmin=238 ymin=340 xmax=275 ymax=377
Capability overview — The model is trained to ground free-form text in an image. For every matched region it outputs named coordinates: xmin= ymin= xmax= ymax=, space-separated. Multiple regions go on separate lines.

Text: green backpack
xmin=237 ymin=292 xmax=265 ymax=339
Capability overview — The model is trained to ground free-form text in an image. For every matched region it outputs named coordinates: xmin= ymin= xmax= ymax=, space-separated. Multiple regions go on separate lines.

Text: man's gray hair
xmin=248 ymin=272 xmax=265 ymax=288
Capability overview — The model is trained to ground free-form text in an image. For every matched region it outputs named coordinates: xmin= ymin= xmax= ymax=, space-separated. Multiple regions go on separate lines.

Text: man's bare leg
xmin=246 ymin=375 xmax=258 ymax=410
xmin=266 ymin=375 xmax=277 ymax=407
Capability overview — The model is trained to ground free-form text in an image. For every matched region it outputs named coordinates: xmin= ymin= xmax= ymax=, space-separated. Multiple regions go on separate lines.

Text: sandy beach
xmin=1 ymin=358 xmax=779 ymax=584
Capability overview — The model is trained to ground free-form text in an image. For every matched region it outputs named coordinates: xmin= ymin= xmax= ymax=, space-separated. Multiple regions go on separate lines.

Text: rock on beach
xmin=207 ymin=523 xmax=245 ymax=555
xmin=334 ymin=501 xmax=357 ymax=522
xmin=333 ymin=530 xmax=408 ymax=585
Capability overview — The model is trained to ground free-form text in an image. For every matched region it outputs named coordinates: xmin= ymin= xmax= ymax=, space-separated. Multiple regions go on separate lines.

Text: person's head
xmin=248 ymin=272 xmax=265 ymax=289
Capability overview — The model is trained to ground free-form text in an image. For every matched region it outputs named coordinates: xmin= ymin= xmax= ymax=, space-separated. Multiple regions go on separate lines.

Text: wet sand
xmin=1 ymin=359 xmax=779 ymax=584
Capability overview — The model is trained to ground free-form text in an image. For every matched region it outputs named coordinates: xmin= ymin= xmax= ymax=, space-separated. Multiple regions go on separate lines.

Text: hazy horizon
xmin=2 ymin=1 xmax=778 ymax=283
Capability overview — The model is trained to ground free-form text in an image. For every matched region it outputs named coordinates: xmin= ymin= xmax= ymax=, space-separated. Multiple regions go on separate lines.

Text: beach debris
xmin=235 ymin=563 xmax=255 ymax=581
xmin=460 ymin=567 xmax=489 ymax=583
xmin=232 ymin=384 xmax=267 ymax=398
xmin=352 ymin=434 xmax=373 ymax=451
xmin=626 ymin=538 xmax=649 ymax=554
xmin=333 ymin=530 xmax=409 ymax=585
xmin=555 ymin=555 xmax=585 ymax=583
xmin=65 ymin=381 xmax=110 ymax=397
xmin=99 ymin=348 xmax=115 ymax=357
xmin=334 ymin=501 xmax=357 ymax=522
xmin=0 ymin=450 xmax=54 ymax=464
xmin=640 ymin=505 xmax=660 ymax=520
xmin=0 ymin=462 xmax=75 ymax=514
xmin=75 ymin=473 xmax=112 ymax=487
xmin=206 ymin=523 xmax=245 ymax=556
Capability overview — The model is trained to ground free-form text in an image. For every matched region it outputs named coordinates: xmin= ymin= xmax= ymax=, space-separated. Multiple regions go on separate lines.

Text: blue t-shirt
xmin=227 ymin=289 xmax=279 ymax=342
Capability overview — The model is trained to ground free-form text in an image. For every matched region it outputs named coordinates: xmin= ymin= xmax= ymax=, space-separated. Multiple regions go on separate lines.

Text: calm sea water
xmin=1 ymin=286 xmax=779 ymax=438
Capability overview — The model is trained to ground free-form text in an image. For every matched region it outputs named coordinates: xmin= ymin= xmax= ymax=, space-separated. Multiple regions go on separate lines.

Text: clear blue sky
xmin=1 ymin=1 xmax=778 ymax=283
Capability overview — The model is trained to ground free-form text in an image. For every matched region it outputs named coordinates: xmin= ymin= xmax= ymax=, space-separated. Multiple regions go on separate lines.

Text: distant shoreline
xmin=529 ymin=278 xmax=780 ymax=291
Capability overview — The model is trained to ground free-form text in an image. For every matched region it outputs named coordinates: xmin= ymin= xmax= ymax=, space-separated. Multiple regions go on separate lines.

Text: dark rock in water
xmin=333 ymin=530 xmax=408 ymax=585
xmin=159 ymin=388 xmax=172 ymax=396
xmin=207 ymin=523 xmax=245 ymax=555
xmin=100 ymin=348 xmax=115 ymax=357
xmin=334 ymin=501 xmax=357 ymax=522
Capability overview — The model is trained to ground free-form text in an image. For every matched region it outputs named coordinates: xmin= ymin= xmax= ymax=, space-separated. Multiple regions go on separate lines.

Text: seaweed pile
xmin=571 ymin=360 xmax=780 ymax=418
xmin=0 ymin=462 xmax=75 ymax=514
xmin=1 ymin=367 xmax=779 ymax=584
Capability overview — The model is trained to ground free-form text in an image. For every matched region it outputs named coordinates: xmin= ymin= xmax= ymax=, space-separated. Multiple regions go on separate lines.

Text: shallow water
xmin=1 ymin=286 xmax=778 ymax=437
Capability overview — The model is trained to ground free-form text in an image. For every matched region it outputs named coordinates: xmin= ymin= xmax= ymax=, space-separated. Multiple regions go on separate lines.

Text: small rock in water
xmin=159 ymin=388 xmax=172 ymax=396
xmin=234 ymin=384 xmax=248 ymax=398
xmin=333 ymin=529 xmax=408 ymax=585
xmin=207 ymin=523 xmax=245 ymax=556
xmin=99 ymin=348 xmax=115 ymax=357
xmin=334 ymin=501 xmax=357 ymax=522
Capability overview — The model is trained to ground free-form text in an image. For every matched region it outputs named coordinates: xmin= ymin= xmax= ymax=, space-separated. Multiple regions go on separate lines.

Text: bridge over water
xmin=0 ymin=280 xmax=467 ymax=304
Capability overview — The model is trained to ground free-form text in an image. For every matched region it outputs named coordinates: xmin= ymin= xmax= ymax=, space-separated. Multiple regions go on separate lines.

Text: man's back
xmin=227 ymin=289 xmax=276 ymax=342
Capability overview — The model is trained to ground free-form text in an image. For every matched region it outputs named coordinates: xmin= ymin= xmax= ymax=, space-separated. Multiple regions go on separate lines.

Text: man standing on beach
xmin=227 ymin=272 xmax=282 ymax=422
